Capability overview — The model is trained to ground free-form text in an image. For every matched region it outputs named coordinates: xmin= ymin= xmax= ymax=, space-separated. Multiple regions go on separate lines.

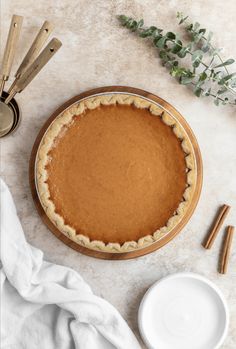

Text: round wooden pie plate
xmin=29 ymin=86 xmax=203 ymax=260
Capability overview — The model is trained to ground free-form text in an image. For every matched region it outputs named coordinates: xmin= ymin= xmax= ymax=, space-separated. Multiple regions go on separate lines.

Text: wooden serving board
xmin=29 ymin=86 xmax=203 ymax=260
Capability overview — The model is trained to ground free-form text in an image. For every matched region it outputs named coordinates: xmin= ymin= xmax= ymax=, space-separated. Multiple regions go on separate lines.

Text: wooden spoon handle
xmin=5 ymin=38 xmax=62 ymax=104
xmin=0 ymin=15 xmax=23 ymax=95
xmin=15 ymin=20 xmax=54 ymax=79
xmin=0 ymin=15 xmax=23 ymax=79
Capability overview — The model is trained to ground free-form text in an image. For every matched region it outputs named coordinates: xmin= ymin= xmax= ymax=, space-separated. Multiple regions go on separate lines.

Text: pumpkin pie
xmin=36 ymin=94 xmax=196 ymax=252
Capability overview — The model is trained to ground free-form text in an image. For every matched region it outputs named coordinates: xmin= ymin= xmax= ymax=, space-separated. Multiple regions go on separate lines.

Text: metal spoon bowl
xmin=0 ymin=91 xmax=20 ymax=138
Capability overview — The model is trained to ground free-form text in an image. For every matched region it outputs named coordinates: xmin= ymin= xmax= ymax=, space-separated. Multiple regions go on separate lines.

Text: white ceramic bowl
xmin=138 ymin=272 xmax=229 ymax=349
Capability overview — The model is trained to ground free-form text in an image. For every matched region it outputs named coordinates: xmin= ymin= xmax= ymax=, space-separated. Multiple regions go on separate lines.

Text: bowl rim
xmin=138 ymin=271 xmax=229 ymax=349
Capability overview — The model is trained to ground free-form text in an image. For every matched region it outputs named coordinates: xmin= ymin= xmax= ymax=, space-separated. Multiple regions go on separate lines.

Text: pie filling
xmin=36 ymin=94 xmax=196 ymax=252
xmin=45 ymin=103 xmax=187 ymax=244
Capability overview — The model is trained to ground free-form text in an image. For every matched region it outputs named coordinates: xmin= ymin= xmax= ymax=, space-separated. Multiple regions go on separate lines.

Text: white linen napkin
xmin=0 ymin=178 xmax=141 ymax=349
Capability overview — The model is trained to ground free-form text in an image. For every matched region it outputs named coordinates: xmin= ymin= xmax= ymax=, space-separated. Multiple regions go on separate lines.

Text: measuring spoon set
xmin=0 ymin=15 xmax=62 ymax=137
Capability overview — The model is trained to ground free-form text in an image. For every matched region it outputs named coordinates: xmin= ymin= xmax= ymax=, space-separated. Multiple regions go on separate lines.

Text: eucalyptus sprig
xmin=118 ymin=13 xmax=236 ymax=106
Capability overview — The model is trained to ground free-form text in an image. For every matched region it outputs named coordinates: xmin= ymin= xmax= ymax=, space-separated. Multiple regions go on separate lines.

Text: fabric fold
xmin=0 ymin=178 xmax=141 ymax=349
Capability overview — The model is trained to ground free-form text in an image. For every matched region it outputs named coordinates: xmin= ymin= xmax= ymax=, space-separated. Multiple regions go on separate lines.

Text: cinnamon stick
xmin=203 ymin=204 xmax=231 ymax=249
xmin=219 ymin=226 xmax=234 ymax=274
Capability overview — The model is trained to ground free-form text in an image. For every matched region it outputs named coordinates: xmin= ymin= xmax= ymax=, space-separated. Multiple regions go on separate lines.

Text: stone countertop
xmin=1 ymin=1 xmax=236 ymax=348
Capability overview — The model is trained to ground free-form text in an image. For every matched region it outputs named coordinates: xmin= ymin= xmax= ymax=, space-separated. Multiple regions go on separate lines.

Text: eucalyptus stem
xmin=177 ymin=13 xmax=236 ymax=98
xmin=118 ymin=13 xmax=236 ymax=106
xmin=190 ymin=82 xmax=234 ymax=105
xmin=177 ymin=15 xmax=230 ymax=75
xmin=164 ymin=38 xmax=235 ymax=96
xmin=158 ymin=37 xmax=209 ymax=69
xmin=216 ymin=53 xmax=229 ymax=75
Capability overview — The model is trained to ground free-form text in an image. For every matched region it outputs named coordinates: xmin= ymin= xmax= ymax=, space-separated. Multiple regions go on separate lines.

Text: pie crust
xmin=36 ymin=93 xmax=196 ymax=252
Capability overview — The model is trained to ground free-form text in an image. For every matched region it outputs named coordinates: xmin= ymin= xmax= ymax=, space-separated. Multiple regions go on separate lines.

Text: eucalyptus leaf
xmin=214 ymin=98 xmax=220 ymax=106
xmin=149 ymin=26 xmax=158 ymax=32
xmin=222 ymin=97 xmax=229 ymax=105
xmin=159 ymin=50 xmax=167 ymax=59
xmin=214 ymin=58 xmax=235 ymax=68
xmin=156 ymin=36 xmax=167 ymax=48
xmin=137 ymin=19 xmax=144 ymax=28
xmin=192 ymin=50 xmax=203 ymax=67
xmin=170 ymin=66 xmax=187 ymax=77
xmin=153 ymin=34 xmax=163 ymax=44
xmin=201 ymin=44 xmax=210 ymax=53
xmin=177 ymin=47 xmax=188 ymax=58
xmin=199 ymin=71 xmax=208 ymax=81
xmin=130 ymin=20 xmax=138 ymax=31
xmin=179 ymin=16 xmax=188 ymax=24
xmin=166 ymin=32 xmax=176 ymax=40
xmin=221 ymin=73 xmax=236 ymax=82
xmin=180 ymin=76 xmax=193 ymax=85
xmin=118 ymin=15 xmax=128 ymax=25
xmin=194 ymin=87 xmax=202 ymax=97
xmin=171 ymin=40 xmax=182 ymax=53
xmin=201 ymin=30 xmax=213 ymax=52
xmin=139 ymin=31 xmax=149 ymax=38
xmin=218 ymin=73 xmax=236 ymax=85
xmin=230 ymin=78 xmax=236 ymax=88
xmin=199 ymin=28 xmax=206 ymax=35
xmin=186 ymin=23 xmax=193 ymax=31
xmin=193 ymin=31 xmax=205 ymax=43
xmin=177 ymin=12 xmax=189 ymax=24
xmin=217 ymin=87 xmax=228 ymax=94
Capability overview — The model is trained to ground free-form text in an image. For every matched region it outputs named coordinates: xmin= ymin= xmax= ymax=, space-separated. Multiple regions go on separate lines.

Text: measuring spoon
xmin=0 ymin=38 xmax=62 ymax=138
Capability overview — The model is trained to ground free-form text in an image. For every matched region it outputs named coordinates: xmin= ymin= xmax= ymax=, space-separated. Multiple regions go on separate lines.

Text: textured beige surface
xmin=1 ymin=1 xmax=236 ymax=348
